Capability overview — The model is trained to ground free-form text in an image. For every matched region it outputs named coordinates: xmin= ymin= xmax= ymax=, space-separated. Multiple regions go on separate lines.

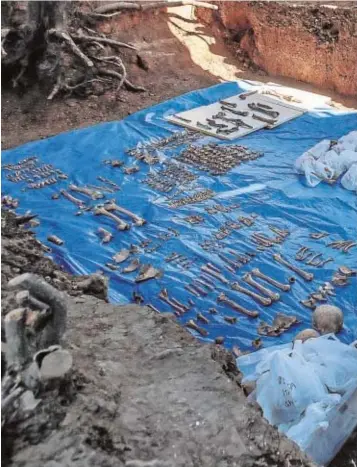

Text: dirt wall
xmin=197 ymin=1 xmax=357 ymax=97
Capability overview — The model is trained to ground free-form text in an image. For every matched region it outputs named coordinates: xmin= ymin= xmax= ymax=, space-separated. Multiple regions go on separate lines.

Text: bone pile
xmin=3 ymin=156 xmax=68 ymax=189
xmin=175 ymin=143 xmax=263 ymax=175
xmin=126 ymin=130 xmax=201 ymax=161
xmin=143 ymin=161 xmax=196 ymax=193
xmin=168 ymin=188 xmax=215 ymax=208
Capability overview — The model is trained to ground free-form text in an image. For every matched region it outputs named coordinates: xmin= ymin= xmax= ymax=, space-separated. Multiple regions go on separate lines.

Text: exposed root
xmin=48 ymin=29 xmax=94 ymax=67
xmin=70 ymin=32 xmax=137 ymax=51
xmin=2 ymin=3 xmax=147 ymax=100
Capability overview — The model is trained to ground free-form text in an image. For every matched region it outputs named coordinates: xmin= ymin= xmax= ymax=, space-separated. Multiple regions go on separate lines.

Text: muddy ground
xmin=1 ymin=3 xmax=356 ymax=466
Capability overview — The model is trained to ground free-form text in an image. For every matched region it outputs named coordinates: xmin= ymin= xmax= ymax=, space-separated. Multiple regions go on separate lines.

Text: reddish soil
xmin=197 ymin=1 xmax=357 ymax=97
xmin=2 ymin=3 xmax=356 ymax=150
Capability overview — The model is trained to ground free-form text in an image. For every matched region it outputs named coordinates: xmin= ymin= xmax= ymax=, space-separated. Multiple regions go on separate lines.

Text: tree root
xmin=48 ymin=29 xmax=94 ymax=67
xmin=70 ymin=32 xmax=137 ymax=50
xmin=94 ymin=0 xmax=218 ymax=14
xmin=2 ymin=3 xmax=150 ymax=100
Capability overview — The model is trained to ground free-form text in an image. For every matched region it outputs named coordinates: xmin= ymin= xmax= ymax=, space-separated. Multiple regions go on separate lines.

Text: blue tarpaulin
xmin=2 ymin=81 xmax=357 ymax=351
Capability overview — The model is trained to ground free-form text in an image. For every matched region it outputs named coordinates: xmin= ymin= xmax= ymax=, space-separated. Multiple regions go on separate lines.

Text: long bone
xmin=248 ymin=103 xmax=279 ymax=119
xmin=252 ymin=113 xmax=277 ymax=125
xmin=69 ymin=183 xmax=104 ymax=200
xmin=184 ymin=285 xmax=201 ymax=297
xmin=231 ymin=282 xmax=272 ymax=306
xmin=218 ymin=253 xmax=241 ymax=270
xmin=186 ymin=320 xmax=208 ymax=337
xmin=273 ymin=253 xmax=314 ymax=281
xmin=250 ymin=268 xmax=291 ymax=291
xmin=105 ymin=202 xmax=146 ymax=226
xmin=94 ymin=206 xmax=130 ymax=231
xmin=242 ymin=273 xmax=280 ymax=301
xmin=217 ymin=292 xmax=259 ymax=318
xmin=159 ymin=289 xmax=187 ymax=314
xmin=60 ymin=189 xmax=86 ymax=207
xmin=221 ymin=106 xmax=249 ymax=117
xmin=201 ymin=265 xmax=229 ymax=284
xmin=195 ymin=278 xmax=214 ymax=291
xmin=190 ymin=283 xmax=208 ymax=296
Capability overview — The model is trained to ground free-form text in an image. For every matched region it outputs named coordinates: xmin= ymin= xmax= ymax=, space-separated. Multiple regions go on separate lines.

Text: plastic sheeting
xmin=237 ymin=335 xmax=357 ymax=465
xmin=2 ymin=81 xmax=357 ymax=351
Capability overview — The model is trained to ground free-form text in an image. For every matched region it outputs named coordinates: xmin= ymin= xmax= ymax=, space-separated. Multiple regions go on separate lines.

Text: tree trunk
xmin=1 ymin=1 xmax=146 ymax=98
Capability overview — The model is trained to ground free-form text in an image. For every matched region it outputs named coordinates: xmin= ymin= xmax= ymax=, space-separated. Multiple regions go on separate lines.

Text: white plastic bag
xmin=294 ymin=154 xmax=333 ymax=187
xmin=341 ymin=163 xmax=357 ymax=191
xmin=255 ymin=350 xmax=328 ymax=425
xmin=285 ymin=394 xmax=341 ymax=450
xmin=300 ymin=335 xmax=357 ymax=393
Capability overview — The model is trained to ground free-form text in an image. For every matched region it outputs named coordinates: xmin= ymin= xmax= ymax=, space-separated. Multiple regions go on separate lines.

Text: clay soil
xmin=1 ymin=3 xmax=356 ymax=467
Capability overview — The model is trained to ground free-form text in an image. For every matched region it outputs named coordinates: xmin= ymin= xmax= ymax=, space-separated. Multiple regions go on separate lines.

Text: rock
xmin=37 ymin=348 xmax=73 ymax=380
xmin=215 ymin=336 xmax=225 ymax=345
xmin=312 ymin=304 xmax=343 ymax=334
xmin=242 ymin=380 xmax=256 ymax=396
xmin=294 ymin=328 xmax=320 ymax=342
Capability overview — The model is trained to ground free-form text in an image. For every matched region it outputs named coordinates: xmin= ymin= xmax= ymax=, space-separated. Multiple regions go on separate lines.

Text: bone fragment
xmin=231 ymin=282 xmax=272 ymax=306
xmin=217 ymin=292 xmax=259 ymax=318
xmin=273 ymin=253 xmax=314 ymax=281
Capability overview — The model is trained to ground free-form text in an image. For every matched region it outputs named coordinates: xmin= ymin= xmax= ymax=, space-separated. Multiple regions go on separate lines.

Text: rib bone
xmin=231 ymin=282 xmax=272 ymax=306
xmin=217 ymin=292 xmax=259 ymax=318
xmin=273 ymin=254 xmax=314 ymax=281
xmin=105 ymin=202 xmax=146 ymax=226
xmin=250 ymin=268 xmax=291 ymax=291
xmin=69 ymin=183 xmax=104 ymax=200
xmin=242 ymin=273 xmax=280 ymax=301
xmin=94 ymin=206 xmax=130 ymax=231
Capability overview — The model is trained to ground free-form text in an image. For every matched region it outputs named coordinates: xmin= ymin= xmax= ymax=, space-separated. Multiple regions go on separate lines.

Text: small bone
xmin=94 ymin=206 xmax=130 ymax=231
xmin=97 ymin=227 xmax=113 ymax=243
xmin=47 ymin=235 xmax=64 ymax=246
xmin=217 ymin=292 xmax=259 ymax=318
xmin=69 ymin=183 xmax=104 ymax=200
xmin=339 ymin=266 xmax=356 ymax=276
xmin=306 ymin=253 xmax=322 ymax=265
xmin=273 ymin=253 xmax=314 ymax=281
xmin=197 ymin=313 xmax=209 ymax=324
xmin=310 ymin=232 xmax=328 ymax=240
xmin=209 ymin=307 xmax=218 ymax=314
xmin=186 ymin=320 xmax=208 ymax=337
xmin=242 ymin=273 xmax=280 ymax=301
xmin=105 ymin=202 xmax=146 ymax=226
xmin=224 ymin=316 xmax=237 ymax=324
xmin=106 ymin=263 xmax=118 ymax=271
xmin=231 ymin=282 xmax=272 ymax=306
xmin=301 ymin=298 xmax=316 ymax=309
xmin=113 ymin=248 xmax=131 ymax=263
xmin=122 ymin=258 xmax=140 ymax=273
